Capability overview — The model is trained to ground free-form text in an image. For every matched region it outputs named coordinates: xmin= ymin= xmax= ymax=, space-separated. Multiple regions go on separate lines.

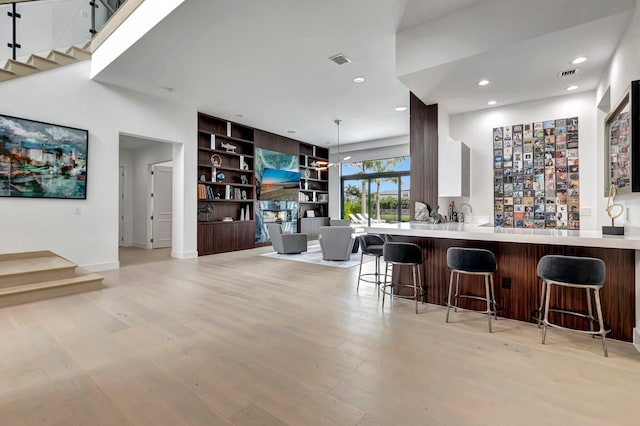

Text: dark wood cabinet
xmin=197 ymin=221 xmax=255 ymax=255
xmin=197 ymin=113 xmax=330 ymax=254
xmin=198 ymin=113 xmax=256 ymax=255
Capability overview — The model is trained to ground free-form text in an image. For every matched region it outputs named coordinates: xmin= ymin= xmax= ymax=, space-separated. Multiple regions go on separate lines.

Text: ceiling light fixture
xmin=353 ymin=76 xmax=365 ymax=83
xmin=488 ymin=100 xmax=497 ymax=106
xmin=566 ymin=85 xmax=579 ymax=91
xmin=572 ymin=57 xmax=587 ymax=64
xmin=287 ymin=130 xmax=296 ymax=134
xmin=478 ymin=79 xmax=490 ymax=86
xmin=235 ymin=114 xmax=244 ymax=118
xmin=395 ymin=106 xmax=408 ymax=112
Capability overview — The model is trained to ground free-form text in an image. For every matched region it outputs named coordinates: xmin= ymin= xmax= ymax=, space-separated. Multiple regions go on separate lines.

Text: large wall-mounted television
xmin=0 ymin=114 xmax=88 ymax=199
xmin=258 ymin=167 xmax=300 ymax=201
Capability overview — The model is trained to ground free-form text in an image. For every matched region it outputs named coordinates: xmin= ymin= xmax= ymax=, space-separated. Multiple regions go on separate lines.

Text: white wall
xmin=596 ymin=0 xmax=640 ymax=228
xmin=595 ymin=0 xmax=640 ymax=350
xmin=0 ymin=61 xmax=196 ymax=270
xmin=449 ymin=90 xmax=598 ymax=230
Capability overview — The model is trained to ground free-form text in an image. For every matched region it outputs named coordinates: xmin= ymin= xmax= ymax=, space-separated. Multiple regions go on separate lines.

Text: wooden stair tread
xmin=0 ymin=273 xmax=103 ymax=296
xmin=0 ymin=255 xmax=76 ymax=278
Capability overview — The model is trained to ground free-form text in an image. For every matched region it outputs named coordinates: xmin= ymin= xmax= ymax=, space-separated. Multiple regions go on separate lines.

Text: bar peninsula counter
xmin=366 ymin=222 xmax=639 ymax=343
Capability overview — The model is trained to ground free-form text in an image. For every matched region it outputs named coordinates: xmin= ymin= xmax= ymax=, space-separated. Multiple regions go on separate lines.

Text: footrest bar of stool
xmin=543 ymin=321 xmax=611 ymax=336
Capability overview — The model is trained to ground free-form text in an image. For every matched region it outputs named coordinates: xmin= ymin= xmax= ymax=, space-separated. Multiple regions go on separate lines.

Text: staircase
xmin=0 ymin=44 xmax=92 ymax=83
xmin=0 ymin=251 xmax=104 ymax=308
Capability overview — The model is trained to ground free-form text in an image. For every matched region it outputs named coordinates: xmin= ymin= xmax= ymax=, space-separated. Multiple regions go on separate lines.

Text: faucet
xmin=459 ymin=203 xmax=472 ymax=223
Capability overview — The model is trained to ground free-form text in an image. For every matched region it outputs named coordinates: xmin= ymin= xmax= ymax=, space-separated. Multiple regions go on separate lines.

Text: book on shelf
xmin=210 ymin=134 xmax=215 ymax=149
xmin=198 ymin=184 xmax=205 ymax=199
xmin=234 ymin=188 xmax=241 ymax=200
xmin=225 ymin=185 xmax=231 ymax=200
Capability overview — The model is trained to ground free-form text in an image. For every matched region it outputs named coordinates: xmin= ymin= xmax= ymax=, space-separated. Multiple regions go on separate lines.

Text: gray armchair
xmin=318 ymin=226 xmax=355 ymax=261
xmin=266 ymin=223 xmax=307 ymax=254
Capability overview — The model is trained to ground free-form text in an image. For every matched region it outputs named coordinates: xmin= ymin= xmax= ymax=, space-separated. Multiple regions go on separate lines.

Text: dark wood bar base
xmin=391 ymin=236 xmax=635 ymax=342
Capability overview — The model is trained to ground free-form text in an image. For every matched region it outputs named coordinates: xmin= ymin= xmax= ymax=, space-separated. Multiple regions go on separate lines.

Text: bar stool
xmin=381 ymin=242 xmax=425 ymax=313
xmin=537 ymin=255 xmax=609 ymax=357
xmin=357 ymin=234 xmax=385 ymax=294
xmin=445 ymin=247 xmax=499 ymax=332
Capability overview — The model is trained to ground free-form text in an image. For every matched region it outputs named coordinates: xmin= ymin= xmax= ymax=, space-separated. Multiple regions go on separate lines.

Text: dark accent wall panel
xmin=254 ymin=129 xmax=300 ymax=156
xmin=410 ymin=93 xmax=438 ymax=219
xmin=391 ymin=236 xmax=635 ymax=342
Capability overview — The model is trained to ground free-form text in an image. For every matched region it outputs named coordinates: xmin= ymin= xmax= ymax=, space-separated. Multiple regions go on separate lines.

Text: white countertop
xmin=365 ymin=222 xmax=640 ymax=250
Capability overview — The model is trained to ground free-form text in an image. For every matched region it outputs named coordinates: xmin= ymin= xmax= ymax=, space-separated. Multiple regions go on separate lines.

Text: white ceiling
xmin=95 ymin=0 xmax=636 ymax=147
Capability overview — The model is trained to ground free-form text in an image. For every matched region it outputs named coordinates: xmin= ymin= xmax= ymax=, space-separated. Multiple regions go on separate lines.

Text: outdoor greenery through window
xmin=341 ymin=156 xmax=410 ymax=224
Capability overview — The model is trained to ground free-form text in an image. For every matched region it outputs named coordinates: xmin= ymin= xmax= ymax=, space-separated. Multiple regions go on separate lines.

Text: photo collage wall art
xmin=493 ymin=117 xmax=579 ymax=229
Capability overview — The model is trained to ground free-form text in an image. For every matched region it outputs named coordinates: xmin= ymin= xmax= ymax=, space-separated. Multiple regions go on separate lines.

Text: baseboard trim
xmin=172 ymin=250 xmax=197 ymax=259
xmin=82 ymin=261 xmax=119 ymax=272
xmin=634 ymin=328 xmax=640 ymax=353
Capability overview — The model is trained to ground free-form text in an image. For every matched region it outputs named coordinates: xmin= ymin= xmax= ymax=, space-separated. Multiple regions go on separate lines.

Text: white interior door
xmin=151 ymin=165 xmax=172 ymax=249
xmin=119 ymin=165 xmax=125 ymax=246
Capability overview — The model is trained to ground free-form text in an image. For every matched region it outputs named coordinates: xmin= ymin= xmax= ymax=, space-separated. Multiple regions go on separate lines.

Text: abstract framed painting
xmin=604 ymin=80 xmax=639 ymax=195
xmin=0 ymin=114 xmax=88 ymax=199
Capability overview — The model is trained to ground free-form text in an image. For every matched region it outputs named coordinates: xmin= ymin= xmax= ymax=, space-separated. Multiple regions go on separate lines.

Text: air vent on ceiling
xmin=329 ymin=53 xmax=351 ymax=65
xmin=559 ymin=68 xmax=579 ymax=78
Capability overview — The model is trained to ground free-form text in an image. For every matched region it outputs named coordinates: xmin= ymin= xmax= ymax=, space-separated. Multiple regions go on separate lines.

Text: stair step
xmin=66 ymin=46 xmax=91 ymax=61
xmin=4 ymin=60 xmax=39 ymax=76
xmin=0 ymin=273 xmax=104 ymax=308
xmin=27 ymin=54 xmax=59 ymax=71
xmin=0 ymin=68 xmax=17 ymax=82
xmin=0 ymin=252 xmax=77 ymax=289
xmin=47 ymin=50 xmax=78 ymax=66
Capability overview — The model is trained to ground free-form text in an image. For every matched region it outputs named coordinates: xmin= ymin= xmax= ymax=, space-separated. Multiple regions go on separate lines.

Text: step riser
xmin=0 ymin=267 xmax=77 ymax=289
xmin=0 ymin=279 xmax=103 ymax=309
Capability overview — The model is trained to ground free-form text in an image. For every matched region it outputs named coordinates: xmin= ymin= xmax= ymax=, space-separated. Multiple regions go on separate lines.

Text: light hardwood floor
xmin=1 ymin=245 xmax=639 ymax=425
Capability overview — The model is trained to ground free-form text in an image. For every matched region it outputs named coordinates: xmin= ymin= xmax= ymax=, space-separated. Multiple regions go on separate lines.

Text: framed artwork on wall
xmin=0 ymin=114 xmax=88 ymax=199
xmin=604 ymin=80 xmax=640 ymax=195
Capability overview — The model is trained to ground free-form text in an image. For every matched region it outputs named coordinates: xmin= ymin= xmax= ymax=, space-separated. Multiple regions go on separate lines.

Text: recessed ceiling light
xmin=342 ymin=156 xmax=352 ymax=161
xmin=566 ymin=85 xmax=579 ymax=91
xmin=235 ymin=114 xmax=244 ymax=118
xmin=395 ymin=106 xmax=408 ymax=112
xmin=287 ymin=130 xmax=296 ymax=134
xmin=353 ymin=76 xmax=365 ymax=83
xmin=572 ymin=57 xmax=587 ymax=64
xmin=160 ymin=86 xmax=174 ymax=93
xmin=487 ymin=100 xmax=497 ymax=105
xmin=478 ymin=79 xmax=490 ymax=86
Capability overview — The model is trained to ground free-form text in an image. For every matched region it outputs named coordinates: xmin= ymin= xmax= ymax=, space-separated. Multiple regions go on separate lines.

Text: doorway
xmin=118 ymin=134 xmax=176 ymax=265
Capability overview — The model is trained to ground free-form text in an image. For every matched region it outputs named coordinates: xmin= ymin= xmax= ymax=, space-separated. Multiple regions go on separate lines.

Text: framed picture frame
xmin=0 ymin=114 xmax=88 ymax=199
xmin=604 ymin=80 xmax=640 ymax=195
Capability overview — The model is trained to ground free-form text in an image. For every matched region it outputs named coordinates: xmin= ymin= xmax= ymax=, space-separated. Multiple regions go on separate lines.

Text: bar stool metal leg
xmin=594 ymin=288 xmax=608 ymax=357
xmin=446 ymin=270 xmax=454 ymax=323
xmin=585 ymin=287 xmax=595 ymax=333
xmin=484 ymin=274 xmax=492 ymax=332
xmin=357 ymin=251 xmax=365 ymax=291
xmin=490 ymin=274 xmax=498 ymax=321
xmin=541 ymin=280 xmax=552 ymax=344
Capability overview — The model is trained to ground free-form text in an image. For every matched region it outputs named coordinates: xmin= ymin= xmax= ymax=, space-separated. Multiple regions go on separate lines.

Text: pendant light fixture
xmin=317 ymin=119 xmax=350 ymax=170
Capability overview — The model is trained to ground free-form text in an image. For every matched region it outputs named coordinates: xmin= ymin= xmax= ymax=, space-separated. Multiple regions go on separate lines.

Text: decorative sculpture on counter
xmin=602 ymin=183 xmax=625 ymax=235
xmin=415 ymin=202 xmax=430 ymax=221
xmin=429 ymin=205 xmax=444 ymax=224
xmin=220 ymin=141 xmax=237 ymax=153
xmin=415 ymin=202 xmax=444 ymax=223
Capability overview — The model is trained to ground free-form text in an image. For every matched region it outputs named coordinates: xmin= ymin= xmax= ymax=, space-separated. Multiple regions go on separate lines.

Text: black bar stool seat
xmin=445 ymin=247 xmax=499 ymax=332
xmin=536 ymin=255 xmax=609 ymax=357
xmin=381 ymin=242 xmax=425 ymax=314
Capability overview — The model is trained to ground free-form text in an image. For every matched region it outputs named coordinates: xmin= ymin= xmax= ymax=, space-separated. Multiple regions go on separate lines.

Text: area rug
xmin=261 ymin=244 xmax=370 ymax=268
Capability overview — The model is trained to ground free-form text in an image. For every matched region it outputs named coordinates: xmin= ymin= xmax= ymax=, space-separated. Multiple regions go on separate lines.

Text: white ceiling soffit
xmin=397 ymin=0 xmax=636 ymax=113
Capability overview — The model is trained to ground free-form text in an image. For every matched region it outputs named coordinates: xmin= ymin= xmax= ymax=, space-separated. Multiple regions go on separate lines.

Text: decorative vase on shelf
xmin=245 ymin=205 xmax=250 ymax=221
xmin=240 ymin=207 xmax=245 ymax=221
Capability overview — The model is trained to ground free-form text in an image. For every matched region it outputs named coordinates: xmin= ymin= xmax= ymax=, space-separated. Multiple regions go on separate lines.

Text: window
xmin=341 ymin=156 xmax=410 ymax=224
